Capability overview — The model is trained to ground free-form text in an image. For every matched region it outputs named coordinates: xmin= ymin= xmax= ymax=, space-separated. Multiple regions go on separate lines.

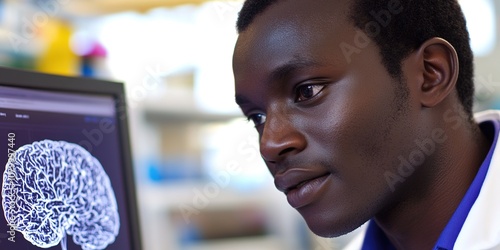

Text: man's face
xmin=233 ymin=0 xmax=423 ymax=237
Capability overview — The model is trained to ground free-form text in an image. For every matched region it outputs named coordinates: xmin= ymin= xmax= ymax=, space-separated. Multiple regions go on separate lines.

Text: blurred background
xmin=0 ymin=0 xmax=499 ymax=249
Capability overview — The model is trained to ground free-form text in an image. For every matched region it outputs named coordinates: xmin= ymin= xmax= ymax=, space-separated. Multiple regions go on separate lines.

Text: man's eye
xmin=247 ymin=113 xmax=267 ymax=127
xmin=295 ymin=84 xmax=326 ymax=102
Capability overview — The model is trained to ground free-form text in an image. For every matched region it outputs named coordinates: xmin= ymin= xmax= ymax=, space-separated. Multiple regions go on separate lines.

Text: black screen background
xmin=0 ymin=103 xmax=134 ymax=250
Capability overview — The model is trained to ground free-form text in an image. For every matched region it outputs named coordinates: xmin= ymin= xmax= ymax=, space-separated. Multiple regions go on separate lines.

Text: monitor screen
xmin=0 ymin=67 xmax=141 ymax=250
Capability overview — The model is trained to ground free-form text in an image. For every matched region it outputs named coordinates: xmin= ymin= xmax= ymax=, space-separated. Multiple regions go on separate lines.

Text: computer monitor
xmin=0 ymin=67 xmax=142 ymax=250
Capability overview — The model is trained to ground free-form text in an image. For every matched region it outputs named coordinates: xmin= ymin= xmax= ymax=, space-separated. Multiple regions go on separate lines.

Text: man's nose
xmin=259 ymin=111 xmax=306 ymax=165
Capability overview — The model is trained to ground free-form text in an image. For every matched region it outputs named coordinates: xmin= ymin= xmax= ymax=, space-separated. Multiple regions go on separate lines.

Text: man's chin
xmin=299 ymin=208 xmax=368 ymax=238
xmin=307 ymin=222 xmax=356 ymax=238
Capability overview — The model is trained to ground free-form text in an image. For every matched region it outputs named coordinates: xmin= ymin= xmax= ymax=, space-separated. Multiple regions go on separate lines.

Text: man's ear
xmin=412 ymin=37 xmax=459 ymax=108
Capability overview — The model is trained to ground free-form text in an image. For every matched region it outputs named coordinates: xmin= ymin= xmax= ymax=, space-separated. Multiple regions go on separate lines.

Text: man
xmin=232 ymin=0 xmax=500 ymax=249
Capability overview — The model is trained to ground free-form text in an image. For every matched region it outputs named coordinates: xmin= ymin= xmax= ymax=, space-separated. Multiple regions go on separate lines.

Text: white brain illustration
xmin=1 ymin=140 xmax=120 ymax=250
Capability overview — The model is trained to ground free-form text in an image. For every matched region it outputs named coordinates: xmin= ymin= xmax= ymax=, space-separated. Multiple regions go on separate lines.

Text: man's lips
xmin=274 ymin=168 xmax=331 ymax=194
xmin=274 ymin=168 xmax=332 ymax=208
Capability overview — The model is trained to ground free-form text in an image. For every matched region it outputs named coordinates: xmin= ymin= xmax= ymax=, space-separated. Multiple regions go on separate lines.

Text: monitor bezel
xmin=0 ymin=66 xmax=142 ymax=250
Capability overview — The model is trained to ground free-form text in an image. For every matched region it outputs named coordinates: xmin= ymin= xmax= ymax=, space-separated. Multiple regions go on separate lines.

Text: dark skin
xmin=232 ymin=0 xmax=491 ymax=249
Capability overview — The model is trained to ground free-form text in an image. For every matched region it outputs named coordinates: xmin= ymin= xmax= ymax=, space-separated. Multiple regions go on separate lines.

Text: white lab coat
xmin=344 ymin=110 xmax=500 ymax=250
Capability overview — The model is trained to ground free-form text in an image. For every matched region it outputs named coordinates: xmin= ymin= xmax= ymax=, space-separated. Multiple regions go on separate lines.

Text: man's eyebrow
xmin=234 ymin=58 xmax=322 ymax=107
xmin=267 ymin=57 xmax=322 ymax=84
xmin=235 ymin=95 xmax=250 ymax=106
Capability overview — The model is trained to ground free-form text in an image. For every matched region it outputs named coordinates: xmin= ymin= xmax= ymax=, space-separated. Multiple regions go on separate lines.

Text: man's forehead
xmin=243 ymin=0 xmax=351 ymax=33
xmin=233 ymin=0 xmax=352 ymax=69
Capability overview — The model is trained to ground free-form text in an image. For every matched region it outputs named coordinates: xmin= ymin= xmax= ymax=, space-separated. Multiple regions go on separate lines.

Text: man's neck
xmin=374 ymin=119 xmax=492 ymax=250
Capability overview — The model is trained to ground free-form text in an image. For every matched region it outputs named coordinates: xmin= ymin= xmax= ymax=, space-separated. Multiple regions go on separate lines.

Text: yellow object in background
xmin=35 ymin=19 xmax=79 ymax=76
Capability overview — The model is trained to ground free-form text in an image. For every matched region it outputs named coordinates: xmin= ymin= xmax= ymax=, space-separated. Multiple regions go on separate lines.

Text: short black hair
xmin=236 ymin=0 xmax=280 ymax=33
xmin=236 ymin=0 xmax=474 ymax=118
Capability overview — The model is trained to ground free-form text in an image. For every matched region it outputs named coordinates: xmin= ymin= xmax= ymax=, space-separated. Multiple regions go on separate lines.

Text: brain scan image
xmin=1 ymin=140 xmax=120 ymax=250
